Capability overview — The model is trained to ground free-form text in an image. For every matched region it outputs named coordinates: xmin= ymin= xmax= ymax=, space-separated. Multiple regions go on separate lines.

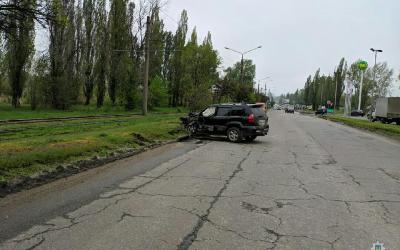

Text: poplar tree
xmin=94 ymin=0 xmax=108 ymax=107
xmin=48 ymin=0 xmax=77 ymax=109
xmin=310 ymin=69 xmax=320 ymax=110
xmin=304 ymin=75 xmax=311 ymax=105
xmin=148 ymin=5 xmax=165 ymax=82
xmin=74 ymin=0 xmax=84 ymax=100
xmin=333 ymin=58 xmax=347 ymax=109
xmin=163 ymin=31 xmax=174 ymax=105
xmin=82 ymin=0 xmax=96 ymax=105
xmin=108 ymin=0 xmax=130 ymax=105
xmin=6 ymin=0 xmax=35 ymax=107
xmin=171 ymin=10 xmax=188 ymax=106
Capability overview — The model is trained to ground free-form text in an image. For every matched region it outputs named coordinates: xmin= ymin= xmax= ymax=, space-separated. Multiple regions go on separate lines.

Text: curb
xmin=0 ymin=135 xmax=190 ymax=198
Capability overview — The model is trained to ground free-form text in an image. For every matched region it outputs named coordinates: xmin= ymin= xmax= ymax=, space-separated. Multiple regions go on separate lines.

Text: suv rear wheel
xmin=227 ymin=127 xmax=242 ymax=143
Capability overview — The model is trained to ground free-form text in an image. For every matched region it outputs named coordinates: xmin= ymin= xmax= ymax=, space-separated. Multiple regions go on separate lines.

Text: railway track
xmin=0 ymin=113 xmax=142 ymax=125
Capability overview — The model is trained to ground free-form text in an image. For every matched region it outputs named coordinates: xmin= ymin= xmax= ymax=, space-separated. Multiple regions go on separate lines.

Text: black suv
xmin=181 ymin=103 xmax=269 ymax=142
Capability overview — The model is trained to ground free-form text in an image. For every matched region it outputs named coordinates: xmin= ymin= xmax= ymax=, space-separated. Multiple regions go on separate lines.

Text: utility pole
xmin=142 ymin=16 xmax=150 ymax=116
xmin=240 ymin=54 xmax=244 ymax=84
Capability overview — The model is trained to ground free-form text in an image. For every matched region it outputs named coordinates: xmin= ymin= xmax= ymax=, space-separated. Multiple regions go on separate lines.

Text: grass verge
xmin=0 ymin=113 xmax=187 ymax=186
xmin=325 ymin=115 xmax=400 ymax=138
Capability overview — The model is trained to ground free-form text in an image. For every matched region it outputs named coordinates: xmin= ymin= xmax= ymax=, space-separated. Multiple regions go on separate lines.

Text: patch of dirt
xmin=132 ymin=133 xmax=153 ymax=146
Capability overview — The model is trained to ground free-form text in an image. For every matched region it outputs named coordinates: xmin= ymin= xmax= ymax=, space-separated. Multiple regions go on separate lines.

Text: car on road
xmin=180 ymin=103 xmax=269 ymax=142
xmin=285 ymin=105 xmax=295 ymax=113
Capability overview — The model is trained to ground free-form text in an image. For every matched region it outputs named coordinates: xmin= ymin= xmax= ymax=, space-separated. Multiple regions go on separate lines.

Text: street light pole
xmin=225 ymin=46 xmax=262 ymax=84
xmin=370 ymin=48 xmax=382 ymax=67
xmin=370 ymin=48 xmax=383 ymax=90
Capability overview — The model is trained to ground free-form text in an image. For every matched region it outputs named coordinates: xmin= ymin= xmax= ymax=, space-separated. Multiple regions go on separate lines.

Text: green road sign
xmin=357 ymin=60 xmax=368 ymax=71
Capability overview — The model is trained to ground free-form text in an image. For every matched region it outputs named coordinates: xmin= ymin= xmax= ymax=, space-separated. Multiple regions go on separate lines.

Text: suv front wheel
xmin=227 ymin=127 xmax=242 ymax=143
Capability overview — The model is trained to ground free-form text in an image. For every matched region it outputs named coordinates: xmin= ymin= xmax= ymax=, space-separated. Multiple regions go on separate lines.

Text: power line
xmin=158 ymin=8 xmax=179 ymax=28
xmin=113 ymin=49 xmax=184 ymax=53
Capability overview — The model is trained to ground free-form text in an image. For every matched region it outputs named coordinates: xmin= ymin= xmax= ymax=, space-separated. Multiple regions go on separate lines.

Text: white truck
xmin=369 ymin=97 xmax=400 ymax=125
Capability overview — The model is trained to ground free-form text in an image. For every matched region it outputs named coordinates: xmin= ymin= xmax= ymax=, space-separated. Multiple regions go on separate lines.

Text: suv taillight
xmin=247 ymin=114 xmax=255 ymax=124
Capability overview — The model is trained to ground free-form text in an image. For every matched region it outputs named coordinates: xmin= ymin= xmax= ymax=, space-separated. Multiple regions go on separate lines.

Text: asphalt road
xmin=1 ymin=111 xmax=400 ymax=250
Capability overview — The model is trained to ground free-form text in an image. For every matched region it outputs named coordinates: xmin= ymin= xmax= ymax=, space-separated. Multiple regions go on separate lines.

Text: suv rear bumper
xmin=242 ymin=124 xmax=269 ymax=136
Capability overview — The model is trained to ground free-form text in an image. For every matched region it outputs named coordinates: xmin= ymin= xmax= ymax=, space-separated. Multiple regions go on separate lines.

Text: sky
xmin=160 ymin=0 xmax=400 ymax=96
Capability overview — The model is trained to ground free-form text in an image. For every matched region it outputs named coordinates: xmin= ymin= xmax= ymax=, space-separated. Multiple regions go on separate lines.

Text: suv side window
xmin=216 ymin=107 xmax=231 ymax=116
xmin=229 ymin=107 xmax=246 ymax=116
xmin=202 ymin=107 xmax=216 ymax=117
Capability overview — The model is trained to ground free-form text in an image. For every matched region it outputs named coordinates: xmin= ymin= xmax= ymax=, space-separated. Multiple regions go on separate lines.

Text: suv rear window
xmin=251 ymin=107 xmax=265 ymax=116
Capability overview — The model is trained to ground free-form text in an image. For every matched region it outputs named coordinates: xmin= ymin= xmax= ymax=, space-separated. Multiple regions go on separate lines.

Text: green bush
xmin=149 ymin=76 xmax=168 ymax=109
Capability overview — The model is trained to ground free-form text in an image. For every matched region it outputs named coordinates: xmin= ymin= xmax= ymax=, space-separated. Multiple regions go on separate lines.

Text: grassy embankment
xmin=0 ymin=105 xmax=189 ymax=185
xmin=325 ymin=114 xmax=400 ymax=137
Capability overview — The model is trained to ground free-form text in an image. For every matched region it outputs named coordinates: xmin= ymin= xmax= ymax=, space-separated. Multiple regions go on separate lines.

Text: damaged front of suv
xmin=180 ymin=111 xmax=201 ymax=136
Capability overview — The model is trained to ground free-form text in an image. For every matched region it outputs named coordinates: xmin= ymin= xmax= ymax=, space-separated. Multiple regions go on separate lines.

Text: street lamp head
xmin=224 ymin=47 xmax=230 ymax=50
xmin=370 ymin=48 xmax=383 ymax=53
xmin=257 ymin=46 xmax=262 ymax=49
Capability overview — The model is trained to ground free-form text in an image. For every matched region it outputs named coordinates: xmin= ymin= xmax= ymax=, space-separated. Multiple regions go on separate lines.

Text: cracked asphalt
xmin=1 ymin=111 xmax=400 ymax=249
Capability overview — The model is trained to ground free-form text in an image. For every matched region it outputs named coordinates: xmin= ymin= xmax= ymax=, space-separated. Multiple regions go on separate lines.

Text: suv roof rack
xmin=219 ymin=101 xmax=248 ymax=106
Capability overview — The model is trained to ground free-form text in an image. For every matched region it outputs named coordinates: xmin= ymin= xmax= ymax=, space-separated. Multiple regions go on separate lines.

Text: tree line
xmin=0 ymin=0 xmax=221 ymax=111
xmin=286 ymin=58 xmax=396 ymax=110
xmin=0 ymin=0 xmax=269 ymax=112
